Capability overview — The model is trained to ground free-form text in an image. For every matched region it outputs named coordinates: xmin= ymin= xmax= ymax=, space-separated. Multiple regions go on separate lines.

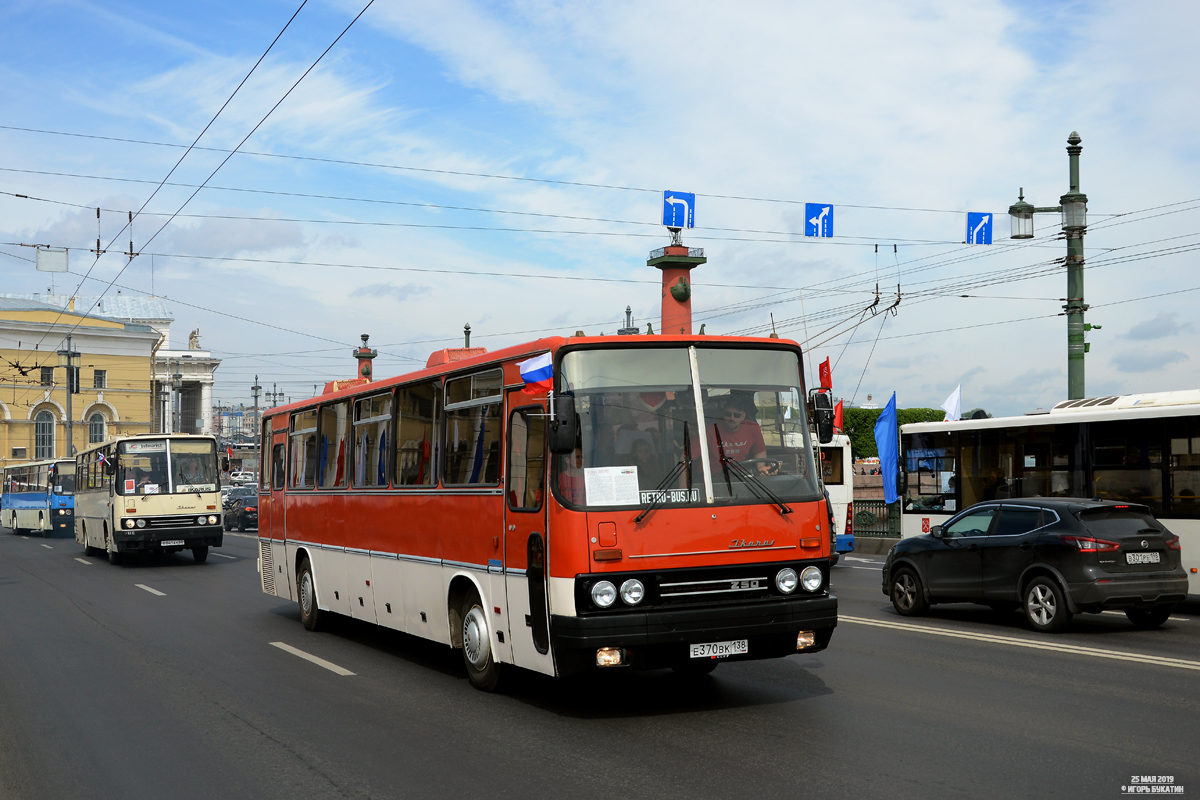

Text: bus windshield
xmin=51 ymin=463 xmax=75 ymax=494
xmin=117 ymin=439 xmax=219 ymax=495
xmin=555 ymin=346 xmax=820 ymax=510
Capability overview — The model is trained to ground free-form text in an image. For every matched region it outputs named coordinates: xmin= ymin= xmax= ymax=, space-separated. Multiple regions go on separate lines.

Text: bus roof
xmin=902 ymin=388 xmax=1200 ymax=435
xmin=263 ymin=333 xmax=805 ymax=418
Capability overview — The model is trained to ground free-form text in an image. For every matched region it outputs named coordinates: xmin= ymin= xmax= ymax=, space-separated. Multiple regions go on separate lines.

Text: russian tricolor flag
xmin=518 ymin=352 xmax=553 ymax=394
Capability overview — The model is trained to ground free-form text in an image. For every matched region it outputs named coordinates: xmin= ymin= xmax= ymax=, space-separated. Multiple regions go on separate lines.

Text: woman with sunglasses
xmin=701 ymin=397 xmax=773 ymax=476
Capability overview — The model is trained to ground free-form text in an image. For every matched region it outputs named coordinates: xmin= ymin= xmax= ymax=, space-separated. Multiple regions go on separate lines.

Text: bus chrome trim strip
xmin=630 ymin=545 xmax=796 ymax=559
xmin=442 ymin=559 xmax=489 ymax=573
xmin=660 ymin=576 xmax=770 ymax=588
xmin=344 ymin=547 xmax=371 ymax=555
xmin=397 ymin=553 xmax=441 ymax=566
xmin=505 ymin=568 xmax=527 ymax=577
xmin=662 ymin=586 xmax=771 ymax=597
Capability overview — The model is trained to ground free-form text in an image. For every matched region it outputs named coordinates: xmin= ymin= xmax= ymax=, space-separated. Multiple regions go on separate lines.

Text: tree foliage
xmin=841 ymin=407 xmax=945 ymax=460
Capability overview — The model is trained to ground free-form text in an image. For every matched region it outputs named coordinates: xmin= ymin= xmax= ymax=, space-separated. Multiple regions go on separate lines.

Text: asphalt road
xmin=1 ymin=529 xmax=1196 ymax=800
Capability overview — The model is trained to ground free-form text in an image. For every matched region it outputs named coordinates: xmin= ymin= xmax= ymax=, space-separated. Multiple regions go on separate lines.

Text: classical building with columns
xmin=0 ymin=294 xmax=221 ymax=442
xmin=0 ymin=297 xmax=159 ymax=465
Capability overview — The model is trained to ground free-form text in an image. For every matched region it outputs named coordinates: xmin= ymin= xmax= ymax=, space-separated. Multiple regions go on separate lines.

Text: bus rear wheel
xmin=298 ymin=558 xmax=323 ymax=632
xmin=192 ymin=545 xmax=209 ymax=563
xmin=461 ymin=594 xmax=501 ymax=692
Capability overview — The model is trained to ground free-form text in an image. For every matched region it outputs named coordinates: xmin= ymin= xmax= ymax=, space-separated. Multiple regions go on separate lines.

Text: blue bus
xmin=2 ymin=459 xmax=76 ymax=536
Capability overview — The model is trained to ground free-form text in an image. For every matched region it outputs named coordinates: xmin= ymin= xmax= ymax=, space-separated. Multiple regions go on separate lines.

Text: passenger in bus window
xmin=558 ymin=446 xmax=586 ymax=504
xmin=701 ymin=396 xmax=772 ymax=475
xmin=982 ymin=469 xmax=1009 ymax=501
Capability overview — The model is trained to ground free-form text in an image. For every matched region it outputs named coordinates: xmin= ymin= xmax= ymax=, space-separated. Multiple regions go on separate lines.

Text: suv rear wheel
xmin=1125 ymin=606 xmax=1175 ymax=629
xmin=1023 ymin=577 xmax=1071 ymax=633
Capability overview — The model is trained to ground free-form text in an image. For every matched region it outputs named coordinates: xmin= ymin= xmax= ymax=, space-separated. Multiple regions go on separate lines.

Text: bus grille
xmin=653 ymin=566 xmax=776 ymax=605
xmin=146 ymin=516 xmax=207 ymax=529
xmin=260 ymin=540 xmax=276 ymax=595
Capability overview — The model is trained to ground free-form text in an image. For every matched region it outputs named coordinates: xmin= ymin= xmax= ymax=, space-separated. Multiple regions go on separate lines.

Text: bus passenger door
xmin=503 ymin=399 xmax=554 ymax=676
xmin=261 ymin=431 xmax=290 ymax=598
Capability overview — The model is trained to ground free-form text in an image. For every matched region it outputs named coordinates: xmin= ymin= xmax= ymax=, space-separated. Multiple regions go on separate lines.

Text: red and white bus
xmin=257 ymin=334 xmax=838 ymax=689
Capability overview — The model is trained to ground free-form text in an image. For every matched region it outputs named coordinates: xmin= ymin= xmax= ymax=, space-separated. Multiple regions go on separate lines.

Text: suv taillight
xmin=1165 ymin=535 xmax=1181 ymax=551
xmin=1061 ymin=535 xmax=1120 ymax=553
xmin=845 ymin=503 xmax=854 ymax=537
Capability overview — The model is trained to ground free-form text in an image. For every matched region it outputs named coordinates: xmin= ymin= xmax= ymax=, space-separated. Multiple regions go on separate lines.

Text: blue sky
xmin=1 ymin=0 xmax=1197 ymax=415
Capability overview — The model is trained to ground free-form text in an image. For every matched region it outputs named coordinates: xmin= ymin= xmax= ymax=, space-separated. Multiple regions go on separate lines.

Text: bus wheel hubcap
xmin=301 ymin=573 xmax=313 ymax=616
xmin=463 ymin=607 xmax=489 ymax=669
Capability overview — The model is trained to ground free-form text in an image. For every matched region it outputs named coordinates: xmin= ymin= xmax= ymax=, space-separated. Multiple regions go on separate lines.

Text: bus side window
xmin=443 ymin=371 xmax=502 ymax=487
xmin=395 ymin=381 xmax=439 ymax=487
xmin=271 ymin=444 xmax=286 ymax=491
xmin=289 ymin=410 xmax=319 ymax=489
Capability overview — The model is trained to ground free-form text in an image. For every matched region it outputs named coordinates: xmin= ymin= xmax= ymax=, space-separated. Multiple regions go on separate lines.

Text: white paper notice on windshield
xmin=584 ymin=466 xmax=640 ymax=506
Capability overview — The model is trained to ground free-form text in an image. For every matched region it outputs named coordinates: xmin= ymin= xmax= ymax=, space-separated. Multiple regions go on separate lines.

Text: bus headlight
xmin=619 ymin=579 xmax=645 ymax=606
xmin=591 ymin=581 xmax=616 ymax=608
xmin=800 ymin=566 xmax=823 ymax=592
xmin=197 ymin=516 xmax=207 ymax=525
xmin=58 ymin=509 xmax=66 ymax=515
xmin=136 ymin=519 xmax=146 ymax=528
xmin=776 ymin=568 xmax=798 ymax=594
xmin=208 ymin=515 xmax=218 ymax=525
xmin=125 ymin=519 xmax=135 ymax=529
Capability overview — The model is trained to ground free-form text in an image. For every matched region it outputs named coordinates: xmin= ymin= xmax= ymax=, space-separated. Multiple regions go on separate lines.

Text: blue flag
xmin=874 ymin=392 xmax=899 ymax=504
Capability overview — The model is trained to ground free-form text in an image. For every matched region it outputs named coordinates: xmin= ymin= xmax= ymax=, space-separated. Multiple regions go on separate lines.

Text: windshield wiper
xmin=719 ymin=455 xmax=792 ymax=516
xmin=635 ymin=422 xmax=693 ymax=524
xmin=635 ymin=457 xmax=692 ymax=524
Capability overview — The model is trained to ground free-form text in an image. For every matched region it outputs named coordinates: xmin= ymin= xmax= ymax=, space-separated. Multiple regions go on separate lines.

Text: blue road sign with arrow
xmin=805 ymin=203 xmax=833 ymax=237
xmin=662 ymin=191 xmax=695 ymax=229
xmin=966 ymin=212 xmax=993 ymax=244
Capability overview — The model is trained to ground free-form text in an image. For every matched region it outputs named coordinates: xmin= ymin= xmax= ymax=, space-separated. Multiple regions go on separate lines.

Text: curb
xmin=849 ymin=537 xmax=899 ymax=556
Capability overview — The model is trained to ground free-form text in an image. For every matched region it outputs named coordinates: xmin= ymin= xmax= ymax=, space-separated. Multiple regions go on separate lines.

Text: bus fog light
xmin=591 ymin=581 xmax=616 ymax=608
xmin=797 ymin=631 xmax=817 ymax=650
xmin=800 ymin=566 xmax=823 ymax=592
xmin=208 ymin=515 xmax=218 ymax=524
xmin=125 ymin=519 xmax=135 ymax=529
xmin=596 ymin=647 xmax=624 ymax=666
xmin=620 ymin=579 xmax=645 ymax=605
xmin=136 ymin=519 xmax=146 ymax=528
xmin=775 ymin=568 xmax=798 ymax=594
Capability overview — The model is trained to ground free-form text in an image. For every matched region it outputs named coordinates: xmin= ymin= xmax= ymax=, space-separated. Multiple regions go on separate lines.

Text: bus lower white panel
xmin=345 ymin=550 xmax=377 ymax=624
xmin=310 ymin=548 xmax=351 ymax=616
xmin=548 ymin=576 xmax=576 ymax=617
xmin=402 ymin=560 xmax=449 ymax=644
xmin=504 ymin=574 xmax=554 ymax=676
xmin=370 ymin=556 xmax=405 ymax=631
xmin=901 ymin=512 xmax=952 ymax=539
xmin=489 ymin=571 xmax=513 ymax=665
xmin=1171 ymin=519 xmax=1200 ymax=595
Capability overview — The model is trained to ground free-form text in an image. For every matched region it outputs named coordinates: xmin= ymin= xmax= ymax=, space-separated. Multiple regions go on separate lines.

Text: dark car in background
xmin=225 ymin=494 xmax=258 ymax=532
xmin=223 ymin=485 xmax=255 ymax=513
xmin=882 ymin=499 xmax=1187 ymax=632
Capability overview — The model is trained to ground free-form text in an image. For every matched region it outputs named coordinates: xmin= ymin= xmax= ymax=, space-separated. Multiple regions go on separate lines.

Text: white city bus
xmin=819 ymin=433 xmax=854 ymax=562
xmin=76 ymin=434 xmax=224 ymax=564
xmin=900 ymin=389 xmax=1200 ymax=595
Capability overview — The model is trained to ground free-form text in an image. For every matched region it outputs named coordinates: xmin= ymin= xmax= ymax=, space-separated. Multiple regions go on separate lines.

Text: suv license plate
xmin=160 ymin=539 xmax=185 ymax=547
xmin=690 ymin=640 xmax=748 ymax=659
xmin=1126 ymin=551 xmax=1160 ymax=565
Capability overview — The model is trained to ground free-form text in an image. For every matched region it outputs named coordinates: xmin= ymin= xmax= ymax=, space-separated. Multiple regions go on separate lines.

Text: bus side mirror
xmin=810 ymin=389 xmax=835 ymax=444
xmin=548 ymin=395 xmax=577 ymax=454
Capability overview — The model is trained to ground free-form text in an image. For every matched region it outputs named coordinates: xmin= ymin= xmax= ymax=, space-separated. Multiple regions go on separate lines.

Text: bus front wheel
xmin=461 ymin=594 xmax=501 ymax=692
xmin=298 ymin=558 xmax=323 ymax=632
xmin=192 ymin=546 xmax=209 ymax=563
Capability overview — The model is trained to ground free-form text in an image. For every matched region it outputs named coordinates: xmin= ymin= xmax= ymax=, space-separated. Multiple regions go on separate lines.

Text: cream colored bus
xmin=75 ymin=434 xmax=224 ymax=564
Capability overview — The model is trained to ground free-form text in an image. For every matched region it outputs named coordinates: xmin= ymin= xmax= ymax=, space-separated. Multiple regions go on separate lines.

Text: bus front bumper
xmin=550 ymin=594 xmax=837 ymax=675
xmin=114 ymin=530 xmax=223 ymax=551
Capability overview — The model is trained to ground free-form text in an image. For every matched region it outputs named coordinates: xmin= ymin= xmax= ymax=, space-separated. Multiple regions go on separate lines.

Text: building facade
xmin=0 ymin=298 xmax=160 ymax=465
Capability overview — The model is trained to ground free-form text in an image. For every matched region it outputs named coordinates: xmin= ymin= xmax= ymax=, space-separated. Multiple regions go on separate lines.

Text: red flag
xmin=226 ymin=445 xmax=232 ymax=460
xmin=819 ymin=357 xmax=832 ymax=389
xmin=834 ymin=399 xmax=844 ymax=433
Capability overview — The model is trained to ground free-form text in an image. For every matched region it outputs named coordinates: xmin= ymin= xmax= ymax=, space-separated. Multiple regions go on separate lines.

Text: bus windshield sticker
xmin=143 ymin=484 xmax=160 ymax=494
xmin=124 ymin=479 xmax=135 ymax=493
xmin=177 ymin=483 xmax=216 ymax=493
xmin=583 ymin=466 xmax=640 ymax=506
xmin=125 ymin=441 xmax=166 ymax=453
xmin=640 ymin=488 xmax=699 ymax=505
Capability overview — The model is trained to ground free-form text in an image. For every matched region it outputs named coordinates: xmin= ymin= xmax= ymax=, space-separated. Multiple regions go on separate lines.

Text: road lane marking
xmin=211 ymin=553 xmax=237 ymax=559
xmin=845 ymin=566 xmax=881 ymax=571
xmin=846 ymin=556 xmax=882 ymax=563
xmin=270 ymin=642 xmax=355 ymax=676
xmin=841 ymin=614 xmax=1200 ymax=672
xmin=20 ymin=536 xmax=28 ymax=540
xmin=75 ymin=558 xmax=92 ymax=565
xmin=40 ymin=544 xmax=53 ymax=549
xmin=135 ymin=584 xmax=166 ymax=596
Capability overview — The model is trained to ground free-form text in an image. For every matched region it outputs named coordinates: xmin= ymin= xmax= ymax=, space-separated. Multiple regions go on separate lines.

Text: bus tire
xmin=107 ymin=544 xmax=123 ymax=566
xmin=889 ymin=567 xmax=928 ymax=616
xmin=461 ymin=593 xmax=502 ymax=692
xmin=192 ymin=546 xmax=209 ymax=563
xmin=298 ymin=558 xmax=323 ymax=632
xmin=830 ymin=553 xmax=840 ymax=566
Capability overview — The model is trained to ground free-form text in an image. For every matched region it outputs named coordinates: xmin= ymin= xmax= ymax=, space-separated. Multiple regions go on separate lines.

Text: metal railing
xmin=852 ymin=499 xmax=894 ymax=537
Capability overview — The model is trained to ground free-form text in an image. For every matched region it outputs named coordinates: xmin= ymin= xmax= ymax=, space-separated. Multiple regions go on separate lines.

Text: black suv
xmin=882 ymin=499 xmax=1187 ymax=632
xmin=224 ymin=494 xmax=258 ymax=532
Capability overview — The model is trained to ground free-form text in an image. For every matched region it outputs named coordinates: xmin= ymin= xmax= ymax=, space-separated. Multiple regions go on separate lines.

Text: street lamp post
xmin=1009 ymin=131 xmax=1093 ymax=400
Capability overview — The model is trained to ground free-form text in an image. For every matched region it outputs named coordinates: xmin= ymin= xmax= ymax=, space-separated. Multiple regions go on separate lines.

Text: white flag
xmin=941 ymin=384 xmax=962 ymax=422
